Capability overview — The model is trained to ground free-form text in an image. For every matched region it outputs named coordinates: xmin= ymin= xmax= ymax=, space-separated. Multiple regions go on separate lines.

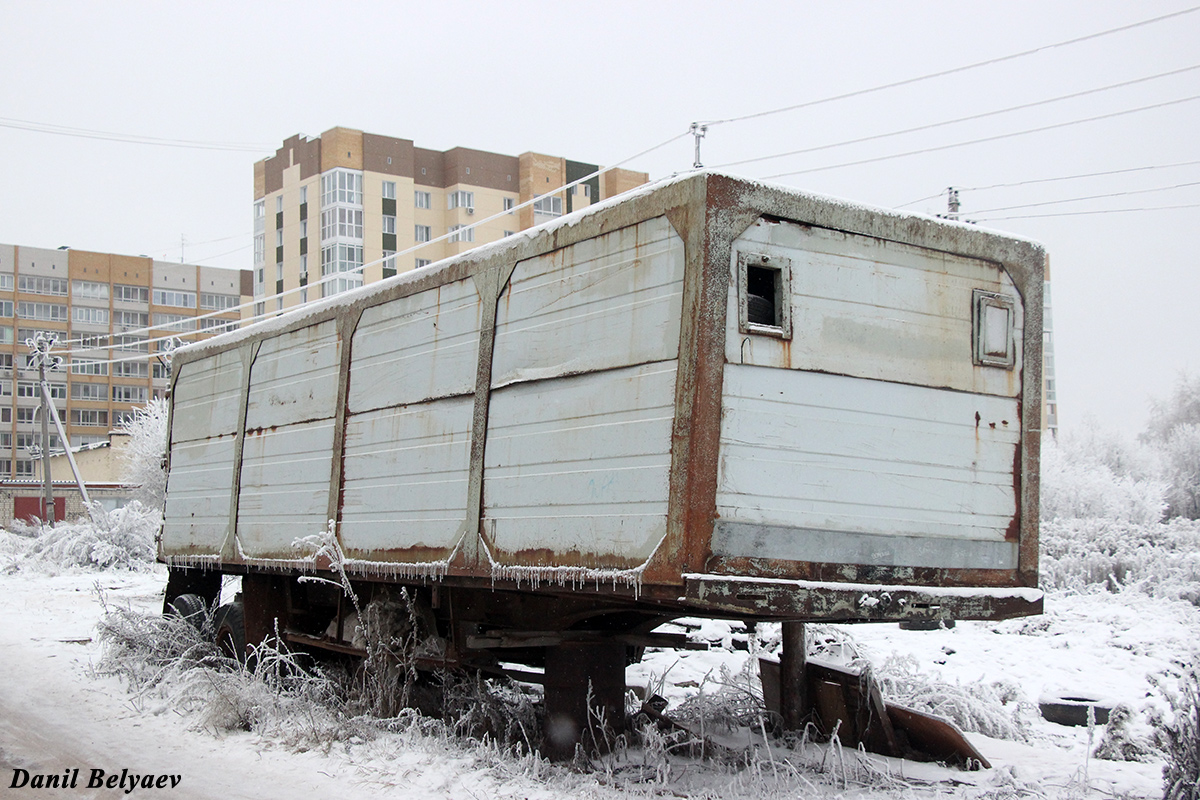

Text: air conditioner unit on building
xmin=466 ymin=207 xmax=475 ymax=215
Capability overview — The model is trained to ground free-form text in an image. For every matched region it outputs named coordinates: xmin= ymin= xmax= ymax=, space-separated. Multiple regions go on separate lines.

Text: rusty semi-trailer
xmin=159 ymin=172 xmax=1043 ymax=755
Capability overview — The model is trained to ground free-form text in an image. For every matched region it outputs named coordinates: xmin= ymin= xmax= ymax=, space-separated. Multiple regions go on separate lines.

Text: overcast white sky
xmin=1 ymin=1 xmax=1196 ymax=436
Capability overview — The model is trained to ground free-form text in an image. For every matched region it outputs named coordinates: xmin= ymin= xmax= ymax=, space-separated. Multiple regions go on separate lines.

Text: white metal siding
xmin=245 ymin=320 xmax=341 ymax=430
xmin=349 ymin=278 xmax=481 ymax=414
xmin=715 ymin=365 xmax=1020 ymax=569
xmin=483 ymin=362 xmax=676 ymax=566
xmin=340 ymin=396 xmax=474 ymax=558
xmin=237 ymin=420 xmax=336 ymax=556
xmin=728 ymin=220 xmax=1023 ymax=398
xmin=160 ymin=437 xmax=236 ymax=554
xmin=170 ymin=350 xmax=244 ymax=443
xmin=491 ymin=216 xmax=684 ymax=387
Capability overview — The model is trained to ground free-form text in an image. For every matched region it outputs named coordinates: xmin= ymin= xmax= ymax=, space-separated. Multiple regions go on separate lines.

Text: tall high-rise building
xmin=250 ymin=127 xmax=648 ymax=316
xmin=0 ymin=243 xmax=250 ymax=478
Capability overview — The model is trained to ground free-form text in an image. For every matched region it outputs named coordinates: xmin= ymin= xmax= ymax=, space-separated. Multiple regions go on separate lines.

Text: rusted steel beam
xmin=780 ymin=621 xmax=807 ymax=731
xmin=543 ymin=642 xmax=626 ymax=761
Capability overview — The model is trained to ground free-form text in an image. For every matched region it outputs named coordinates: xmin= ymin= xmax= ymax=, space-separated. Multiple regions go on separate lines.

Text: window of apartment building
xmin=299 ymin=254 xmax=308 ymax=279
xmin=254 ymin=301 xmax=264 ymax=319
xmin=414 ymin=225 xmax=432 ymax=243
xmin=0 ymin=433 xmax=9 ymax=449
xmin=320 ymin=243 xmax=364 ymax=298
xmin=300 ymin=288 xmax=308 ymax=304
xmin=321 ymin=169 xmax=363 ymax=206
xmin=153 ymin=313 xmax=196 ymax=333
xmin=416 ymin=259 xmax=432 ymax=268
xmin=152 ymin=362 xmax=169 ymax=380
xmin=71 ymin=359 xmax=108 ymax=376
xmin=503 ymin=198 xmax=515 ymax=213
xmin=448 ymin=225 xmax=474 ymax=243
xmin=415 ymin=191 xmax=431 ymax=209
xmin=153 ymin=289 xmax=196 ymax=308
xmin=0 ymin=326 xmax=11 ymax=345
xmin=113 ymin=334 xmax=148 ymax=352
xmin=114 ymin=284 xmax=149 ymax=304
xmin=71 ymin=382 xmax=106 ymax=401
xmin=533 ymin=195 xmax=563 ymax=216
xmin=447 ymin=191 xmax=475 ymax=210
xmin=253 ymin=200 xmax=266 ymax=266
xmin=300 ymin=186 xmax=307 ymax=205
xmin=275 ymin=263 xmax=283 ymax=283
xmin=17 ymin=301 xmax=67 ymax=322
xmin=256 ymin=268 xmax=264 ymax=290
xmin=0 ymin=301 xmax=12 ymax=317
xmin=300 ymin=219 xmax=308 ymax=239
xmin=0 ymin=353 xmax=11 ymax=370
xmin=0 ymin=273 xmax=12 ymax=291
xmin=112 ymin=385 xmax=148 ymax=404
xmin=200 ymin=293 xmax=238 ymax=311
xmin=71 ymin=409 xmax=108 ymax=427
xmin=16 ymin=408 xmax=35 ymax=424
xmin=72 ymin=280 xmax=109 ymax=301
xmin=382 ymin=251 xmax=396 ymax=274
xmin=382 ymin=215 xmax=396 ymax=235
xmin=115 ymin=310 xmax=148 ymax=330
xmin=321 ymin=207 xmax=363 ymax=240
xmin=112 ymin=410 xmax=136 ymax=427
xmin=276 ymin=195 xmax=283 ymax=214
xmin=0 ymin=380 xmax=10 ymax=396
xmin=275 ymin=229 xmax=283 ymax=247
xmin=17 ymin=276 xmax=67 ymax=296
xmin=113 ymin=360 xmax=149 ymax=378
xmin=14 ymin=460 xmax=34 ymax=477
xmin=199 ymin=317 xmax=236 ymax=334
xmin=382 ymin=181 xmax=396 ymax=200
xmin=17 ymin=381 xmax=65 ymax=400
xmin=73 ymin=306 xmax=109 ymax=326
xmin=276 ymin=297 xmax=283 ymax=312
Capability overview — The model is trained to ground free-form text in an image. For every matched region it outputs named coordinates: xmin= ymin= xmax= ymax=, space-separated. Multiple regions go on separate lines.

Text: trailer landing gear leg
xmin=781 ymin=621 xmax=808 ymax=731
xmin=543 ymin=641 xmax=626 ymax=761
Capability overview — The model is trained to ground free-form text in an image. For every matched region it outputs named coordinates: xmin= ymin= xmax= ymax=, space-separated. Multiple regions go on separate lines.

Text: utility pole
xmin=690 ymin=122 xmax=708 ymax=169
xmin=27 ymin=333 xmax=61 ymax=522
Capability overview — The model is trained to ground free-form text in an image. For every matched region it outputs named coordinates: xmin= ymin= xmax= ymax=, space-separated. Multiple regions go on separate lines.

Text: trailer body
xmin=161 ymin=172 xmax=1043 ymax=639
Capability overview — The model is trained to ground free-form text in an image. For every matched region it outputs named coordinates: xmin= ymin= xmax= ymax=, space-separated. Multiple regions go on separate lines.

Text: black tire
xmin=167 ymin=593 xmax=209 ymax=633
xmin=1038 ymin=694 xmax=1113 ymax=727
xmin=214 ymin=600 xmax=247 ymax=664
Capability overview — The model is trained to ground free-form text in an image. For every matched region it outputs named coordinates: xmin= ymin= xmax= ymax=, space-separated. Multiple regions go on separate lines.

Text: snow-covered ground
xmin=1 ymin=549 xmax=1194 ymax=799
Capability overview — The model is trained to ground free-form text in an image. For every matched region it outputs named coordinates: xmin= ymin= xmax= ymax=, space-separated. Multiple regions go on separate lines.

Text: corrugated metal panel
xmin=728 ymin=220 xmax=1023 ymax=398
xmin=492 ymin=216 xmax=684 ymax=388
xmin=483 ymin=362 xmax=677 ymax=567
xmin=715 ymin=365 xmax=1020 ymax=569
xmin=349 ymin=278 xmax=482 ymax=414
xmin=237 ymin=420 xmax=335 ymax=557
xmin=161 ymin=436 xmax=237 ymax=555
xmin=245 ymin=320 xmax=341 ymax=430
xmin=170 ymin=350 xmax=244 ymax=443
xmin=340 ymin=396 xmax=473 ymax=559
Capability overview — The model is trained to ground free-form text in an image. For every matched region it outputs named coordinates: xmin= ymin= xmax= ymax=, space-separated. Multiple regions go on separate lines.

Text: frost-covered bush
xmin=874 ymin=654 xmax=1032 ymax=741
xmin=118 ymin=398 xmax=168 ymax=509
xmin=1040 ymin=436 xmax=1166 ymax=525
xmin=8 ymin=501 xmax=159 ymax=571
xmin=1040 ymin=517 xmax=1200 ymax=603
xmin=1162 ymin=669 xmax=1200 ymax=800
xmin=1144 ymin=372 xmax=1200 ymax=521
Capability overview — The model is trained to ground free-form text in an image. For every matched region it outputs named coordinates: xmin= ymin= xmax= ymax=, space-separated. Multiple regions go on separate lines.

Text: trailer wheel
xmin=214 ymin=601 xmax=247 ymax=664
xmin=167 ymin=593 xmax=208 ymax=632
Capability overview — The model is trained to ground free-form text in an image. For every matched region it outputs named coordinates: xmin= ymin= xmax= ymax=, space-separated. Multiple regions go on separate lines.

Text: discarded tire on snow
xmin=1038 ymin=694 xmax=1114 ymax=727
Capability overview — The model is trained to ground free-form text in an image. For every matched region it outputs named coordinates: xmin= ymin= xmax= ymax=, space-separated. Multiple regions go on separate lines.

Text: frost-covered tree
xmin=119 ymin=398 xmax=169 ymax=509
xmin=1143 ymin=373 xmax=1200 ymax=519
xmin=1039 ymin=431 xmax=1166 ymax=524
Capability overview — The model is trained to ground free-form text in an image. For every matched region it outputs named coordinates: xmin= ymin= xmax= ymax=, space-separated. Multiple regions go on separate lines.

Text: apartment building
xmin=0 ymin=243 xmax=251 ymax=479
xmin=251 ymin=127 xmax=649 ymax=316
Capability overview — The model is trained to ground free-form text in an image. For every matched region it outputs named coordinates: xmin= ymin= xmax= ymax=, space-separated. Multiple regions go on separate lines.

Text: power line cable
xmin=896 ymin=160 xmax=1200 ymax=208
xmin=969 ymin=180 xmax=1200 ymax=214
xmin=0 ymin=117 xmax=273 ymax=152
xmin=700 ymin=5 xmax=1200 ymax=128
xmin=977 ymin=202 xmax=1200 ymax=221
xmin=712 ymin=63 xmax=1200 ymax=171
xmin=47 ymin=129 xmax=693 ymax=358
xmin=761 ymin=93 xmax=1200 ymax=180
xmin=960 ymin=159 xmax=1200 ymax=192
